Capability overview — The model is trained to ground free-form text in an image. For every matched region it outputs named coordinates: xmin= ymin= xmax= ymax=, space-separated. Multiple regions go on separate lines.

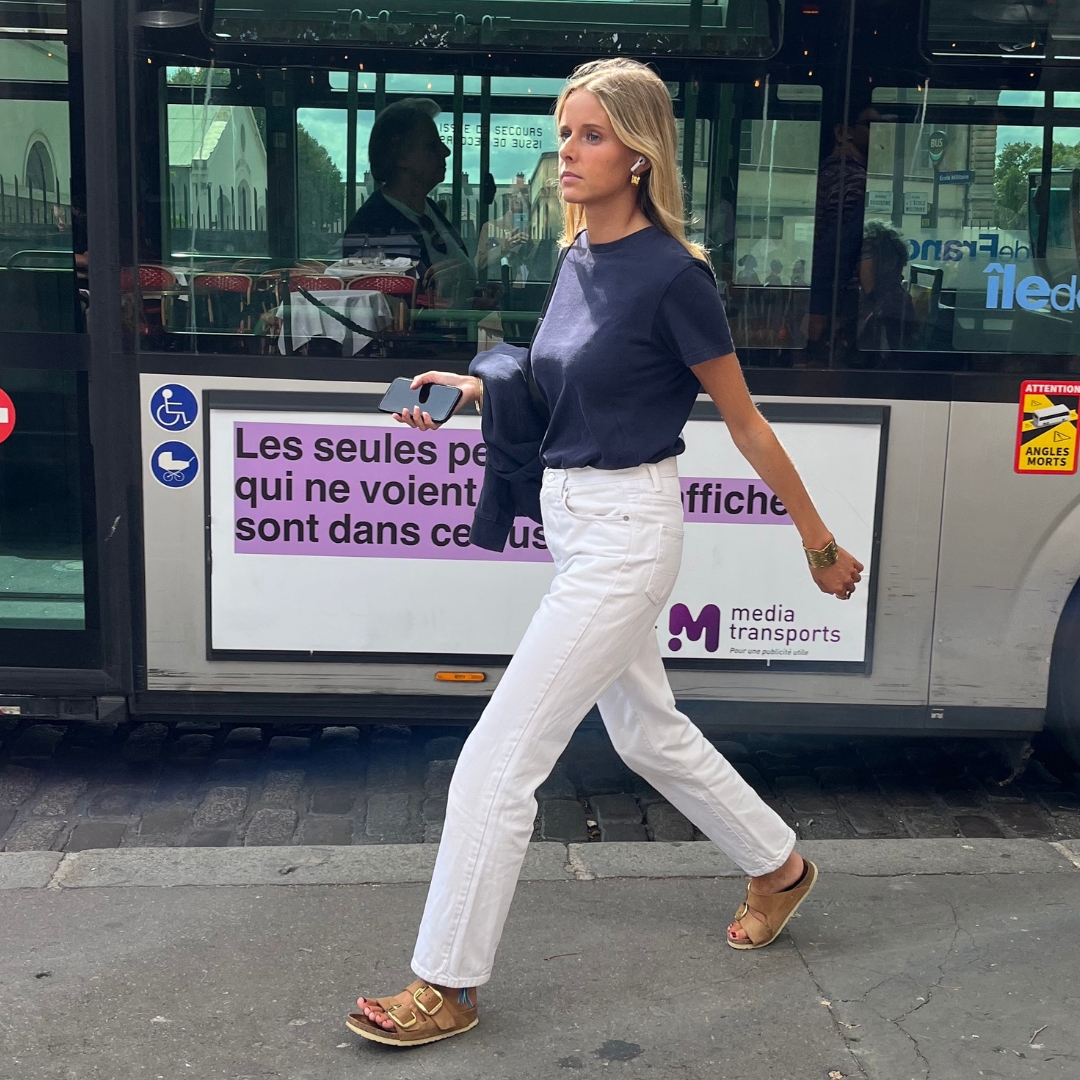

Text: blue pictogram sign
xmin=151 ymin=441 xmax=199 ymax=488
xmin=150 ymin=383 xmax=198 ymax=432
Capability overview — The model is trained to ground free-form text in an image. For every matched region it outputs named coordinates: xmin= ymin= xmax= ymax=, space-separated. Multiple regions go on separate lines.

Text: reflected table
xmin=276 ymin=289 xmax=393 ymax=355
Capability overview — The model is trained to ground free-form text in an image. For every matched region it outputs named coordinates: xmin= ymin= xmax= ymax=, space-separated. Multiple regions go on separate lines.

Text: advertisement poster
xmin=207 ymin=394 xmax=884 ymax=668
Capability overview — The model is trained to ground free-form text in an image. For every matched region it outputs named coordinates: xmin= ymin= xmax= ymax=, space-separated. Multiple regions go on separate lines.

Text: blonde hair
xmin=554 ymin=57 xmax=707 ymax=262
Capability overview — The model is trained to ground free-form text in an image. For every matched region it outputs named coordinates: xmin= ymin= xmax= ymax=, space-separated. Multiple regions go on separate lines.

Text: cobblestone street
xmin=2 ymin=715 xmax=1080 ymax=853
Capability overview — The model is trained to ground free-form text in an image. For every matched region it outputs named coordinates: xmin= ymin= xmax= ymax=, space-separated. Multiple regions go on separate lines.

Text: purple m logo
xmin=668 ymin=603 xmax=721 ymax=653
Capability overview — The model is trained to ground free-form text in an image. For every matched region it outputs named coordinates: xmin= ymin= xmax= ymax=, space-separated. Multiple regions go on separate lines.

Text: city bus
xmin=3 ymin=0 xmax=1080 ymax=762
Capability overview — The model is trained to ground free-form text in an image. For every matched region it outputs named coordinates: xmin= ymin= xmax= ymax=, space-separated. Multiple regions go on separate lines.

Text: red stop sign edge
xmin=0 ymin=388 xmax=16 ymax=444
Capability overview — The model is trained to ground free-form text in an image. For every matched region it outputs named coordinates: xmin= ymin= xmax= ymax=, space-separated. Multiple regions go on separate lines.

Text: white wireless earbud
xmin=631 ymin=156 xmax=647 ymax=174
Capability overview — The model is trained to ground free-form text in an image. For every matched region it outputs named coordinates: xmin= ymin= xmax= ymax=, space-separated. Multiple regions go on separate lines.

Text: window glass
xmin=0 ymin=38 xmax=67 ymax=80
xmin=0 ymin=369 xmax=88 ymax=630
xmin=384 ymin=74 xmax=482 ymax=94
xmin=858 ymin=91 xmax=1080 ymax=360
xmin=329 ymin=72 xmax=378 ymax=91
xmin=728 ymin=119 xmax=819 ymax=348
xmin=297 ymin=107 xmax=356 ymax=259
xmin=166 ymin=98 xmax=269 ymax=259
xmin=492 ymin=77 xmax=568 ymax=96
xmin=137 ymin=68 xmax=819 ymax=359
xmin=206 ymin=0 xmax=781 ymax=58
xmin=872 ymin=87 xmax=1045 ymax=107
xmin=0 ymin=20 xmax=80 ymax=332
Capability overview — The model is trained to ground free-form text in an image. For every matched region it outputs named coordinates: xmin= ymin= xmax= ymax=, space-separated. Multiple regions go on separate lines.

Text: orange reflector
xmin=435 ymin=671 xmax=486 ymax=683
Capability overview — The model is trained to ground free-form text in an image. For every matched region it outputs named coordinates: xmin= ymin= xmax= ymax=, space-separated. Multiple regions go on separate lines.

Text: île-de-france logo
xmin=668 ymin=603 xmax=721 ymax=653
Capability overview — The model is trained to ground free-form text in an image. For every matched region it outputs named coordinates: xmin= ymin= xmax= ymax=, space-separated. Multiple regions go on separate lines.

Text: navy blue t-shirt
xmin=530 ymin=226 xmax=734 ymax=470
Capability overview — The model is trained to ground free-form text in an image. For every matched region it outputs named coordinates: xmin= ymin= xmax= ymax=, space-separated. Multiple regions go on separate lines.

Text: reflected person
xmin=857 ymin=220 xmax=916 ymax=355
xmin=343 ymin=98 xmax=477 ymax=308
xmin=805 ymin=105 xmax=881 ymax=355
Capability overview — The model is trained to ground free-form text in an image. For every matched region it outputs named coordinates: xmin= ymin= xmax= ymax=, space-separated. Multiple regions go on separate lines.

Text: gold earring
xmin=630 ymin=172 xmax=641 ymax=186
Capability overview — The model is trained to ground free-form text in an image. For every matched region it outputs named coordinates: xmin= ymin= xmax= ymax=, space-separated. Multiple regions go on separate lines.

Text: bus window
xmin=729 ymin=116 xmax=819 ymax=349
xmin=853 ymin=87 xmax=1080 ymax=363
xmin=296 ymin=107 xmax=364 ymax=259
xmin=204 ymin=0 xmax=781 ymax=58
xmin=136 ymin=67 xmax=821 ymax=359
xmin=0 ymin=29 xmax=82 ymax=332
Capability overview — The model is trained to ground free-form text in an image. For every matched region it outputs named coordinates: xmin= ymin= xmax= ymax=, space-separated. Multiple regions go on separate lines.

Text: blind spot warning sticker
xmin=1014 ymin=380 xmax=1079 ymax=475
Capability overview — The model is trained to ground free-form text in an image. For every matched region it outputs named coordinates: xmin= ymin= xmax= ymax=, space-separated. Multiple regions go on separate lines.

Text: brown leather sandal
xmin=346 ymin=980 xmax=478 ymax=1047
xmin=727 ymin=858 xmax=819 ymax=950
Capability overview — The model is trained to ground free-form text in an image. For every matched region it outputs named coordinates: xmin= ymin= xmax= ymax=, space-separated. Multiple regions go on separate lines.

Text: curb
xmin=2 ymin=838 xmax=1078 ymax=890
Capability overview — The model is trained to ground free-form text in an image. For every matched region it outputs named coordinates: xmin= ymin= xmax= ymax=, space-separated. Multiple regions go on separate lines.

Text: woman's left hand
xmin=810 ymin=547 xmax=864 ymax=600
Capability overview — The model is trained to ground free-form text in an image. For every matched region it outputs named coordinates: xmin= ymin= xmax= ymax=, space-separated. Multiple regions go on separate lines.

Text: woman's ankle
xmin=751 ymin=851 xmax=804 ymax=890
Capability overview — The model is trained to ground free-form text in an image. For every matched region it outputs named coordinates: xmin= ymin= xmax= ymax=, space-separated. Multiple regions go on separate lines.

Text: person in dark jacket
xmin=349 ymin=58 xmax=863 ymax=1050
xmin=857 ymin=220 xmax=917 ymax=354
xmin=343 ymin=98 xmax=477 ymax=307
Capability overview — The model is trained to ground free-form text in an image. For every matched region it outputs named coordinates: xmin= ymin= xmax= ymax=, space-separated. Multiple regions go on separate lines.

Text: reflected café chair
xmin=287 ymin=273 xmax=344 ymax=293
xmin=119 ymin=263 xmax=179 ymax=336
xmin=191 ymin=272 xmax=253 ymax=332
xmin=347 ymin=272 xmax=416 ymax=332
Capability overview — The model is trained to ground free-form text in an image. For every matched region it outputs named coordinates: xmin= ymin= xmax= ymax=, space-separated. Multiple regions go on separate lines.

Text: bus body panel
xmin=142 ymin=373 xmax=949 ymax=711
xmin=930 ymin=401 xmax=1080 ymax=710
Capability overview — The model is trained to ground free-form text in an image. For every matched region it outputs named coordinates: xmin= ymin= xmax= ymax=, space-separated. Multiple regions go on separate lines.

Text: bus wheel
xmin=1047 ymin=577 xmax=1080 ymax=766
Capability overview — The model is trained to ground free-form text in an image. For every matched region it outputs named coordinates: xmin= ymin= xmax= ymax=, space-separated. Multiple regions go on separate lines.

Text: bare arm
xmin=691 ymin=352 xmax=864 ymax=600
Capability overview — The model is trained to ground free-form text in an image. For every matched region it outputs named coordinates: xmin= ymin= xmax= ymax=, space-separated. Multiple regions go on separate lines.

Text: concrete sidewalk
xmin=2 ymin=839 xmax=1079 ymax=1080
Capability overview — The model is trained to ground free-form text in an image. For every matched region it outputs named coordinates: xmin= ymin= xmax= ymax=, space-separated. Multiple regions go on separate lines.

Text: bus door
xmin=0 ymin=2 xmax=101 ymax=681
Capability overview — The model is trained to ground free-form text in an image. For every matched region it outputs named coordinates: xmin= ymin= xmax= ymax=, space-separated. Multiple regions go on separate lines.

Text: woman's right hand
xmin=392 ymin=371 xmax=481 ymax=431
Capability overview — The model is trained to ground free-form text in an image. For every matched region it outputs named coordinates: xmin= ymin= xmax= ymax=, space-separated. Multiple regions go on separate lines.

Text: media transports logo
xmin=668 ymin=603 xmax=721 ymax=653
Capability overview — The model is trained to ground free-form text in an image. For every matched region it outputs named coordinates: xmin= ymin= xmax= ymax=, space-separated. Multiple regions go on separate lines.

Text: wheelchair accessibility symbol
xmin=150 ymin=383 xmax=198 ymax=432
xmin=151 ymin=441 xmax=199 ymax=488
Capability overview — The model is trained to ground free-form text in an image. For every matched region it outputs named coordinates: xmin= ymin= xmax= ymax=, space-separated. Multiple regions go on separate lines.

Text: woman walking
xmin=347 ymin=57 xmax=863 ymax=1047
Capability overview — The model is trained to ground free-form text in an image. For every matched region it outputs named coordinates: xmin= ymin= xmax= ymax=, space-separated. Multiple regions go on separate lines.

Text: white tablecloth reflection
xmin=324 ymin=257 xmax=417 ymax=280
xmin=277 ymin=289 xmax=393 ymax=356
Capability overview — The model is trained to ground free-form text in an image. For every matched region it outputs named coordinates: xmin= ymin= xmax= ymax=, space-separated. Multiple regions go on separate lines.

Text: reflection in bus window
xmin=166 ymin=100 xmax=269 ymax=257
xmin=0 ymin=32 xmax=80 ymax=332
xmin=860 ymin=87 xmax=1080 ymax=362
xmin=137 ymin=69 xmax=822 ymax=359
xmin=297 ymin=107 xmax=359 ymax=258
xmin=0 ymin=369 xmax=88 ymax=630
xmin=729 ymin=119 xmax=819 ymax=350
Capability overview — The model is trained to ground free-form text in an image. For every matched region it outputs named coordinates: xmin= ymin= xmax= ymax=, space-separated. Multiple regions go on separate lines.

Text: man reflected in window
xmin=806 ymin=105 xmax=880 ymax=363
xmin=343 ymin=98 xmax=478 ymax=309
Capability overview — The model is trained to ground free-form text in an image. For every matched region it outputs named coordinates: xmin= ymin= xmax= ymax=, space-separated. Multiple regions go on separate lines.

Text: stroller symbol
xmin=151 ymin=441 xmax=199 ymax=488
xmin=157 ymin=449 xmax=192 ymax=482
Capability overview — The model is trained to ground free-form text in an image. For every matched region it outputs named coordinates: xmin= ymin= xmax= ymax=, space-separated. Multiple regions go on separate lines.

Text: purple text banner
xmin=679 ymin=477 xmax=792 ymax=524
xmin=231 ymin=421 xmax=551 ymax=562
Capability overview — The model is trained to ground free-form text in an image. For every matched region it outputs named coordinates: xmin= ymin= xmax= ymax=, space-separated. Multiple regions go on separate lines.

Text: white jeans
xmin=411 ymin=458 xmax=796 ymax=988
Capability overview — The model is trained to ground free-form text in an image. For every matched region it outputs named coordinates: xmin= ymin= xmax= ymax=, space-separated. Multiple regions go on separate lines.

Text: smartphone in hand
xmin=378 ymin=378 xmax=463 ymax=425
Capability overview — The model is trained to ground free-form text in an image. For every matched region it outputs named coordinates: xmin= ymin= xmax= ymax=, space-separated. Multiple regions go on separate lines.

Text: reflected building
xmin=167 ymin=104 xmax=268 ymax=253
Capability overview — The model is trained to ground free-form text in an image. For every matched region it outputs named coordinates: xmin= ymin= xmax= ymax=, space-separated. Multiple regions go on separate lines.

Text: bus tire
xmin=1047 ymin=576 xmax=1080 ymax=765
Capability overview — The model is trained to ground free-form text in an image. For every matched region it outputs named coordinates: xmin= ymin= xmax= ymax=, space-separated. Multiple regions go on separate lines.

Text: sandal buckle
xmin=413 ymin=985 xmax=444 ymax=1016
xmin=386 ymin=1003 xmax=418 ymax=1029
